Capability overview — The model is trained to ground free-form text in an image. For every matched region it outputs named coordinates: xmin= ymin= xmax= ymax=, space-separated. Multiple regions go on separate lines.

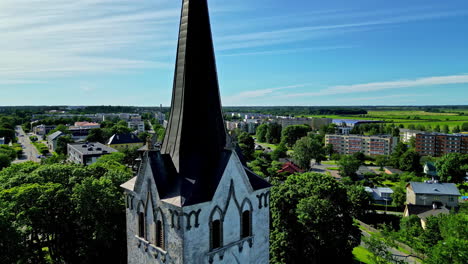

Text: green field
xmin=303 ymin=109 xmax=468 ymax=130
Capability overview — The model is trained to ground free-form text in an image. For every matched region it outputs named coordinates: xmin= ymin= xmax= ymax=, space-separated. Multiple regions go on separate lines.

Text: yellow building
xmin=107 ymin=133 xmax=144 ymax=151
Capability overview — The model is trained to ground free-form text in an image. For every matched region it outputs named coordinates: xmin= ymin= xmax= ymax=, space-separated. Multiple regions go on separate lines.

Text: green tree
xmin=442 ymin=124 xmax=450 ymax=133
xmin=281 ymin=124 xmax=311 ymax=147
xmin=86 ymin=128 xmax=106 ymax=143
xmin=409 ymin=136 xmax=416 ymax=148
xmin=391 ymin=184 xmax=406 ymax=207
xmin=270 ymin=173 xmax=361 ymax=264
xmin=375 ymin=155 xmax=389 ymax=170
xmin=0 ymin=154 xmax=11 ymax=170
xmin=325 ymin=143 xmax=334 ymax=158
xmin=238 ymin=132 xmax=255 ymax=161
xmin=399 ymin=149 xmax=422 ymax=173
xmin=426 ymin=238 xmax=468 ymax=264
xmin=0 ymin=162 xmax=132 ymax=264
xmin=48 ymin=124 xmax=70 ymax=135
xmin=390 ymin=142 xmax=408 ymax=168
xmin=292 ymin=136 xmax=325 ymax=170
xmin=435 ymin=153 xmax=468 ymax=183
xmin=56 ymin=135 xmax=74 ymax=155
xmin=452 ymin=125 xmax=461 ymax=133
xmin=352 ymin=151 xmax=366 ymax=165
xmin=363 ymin=235 xmax=405 ymax=264
xmin=255 ymin=124 xmax=268 ymax=142
xmin=266 ymin=123 xmax=282 ymax=144
xmin=337 ymin=156 xmax=361 ymax=180
xmin=462 ymin=122 xmax=468 ymax=132
xmin=271 ymin=142 xmax=288 ymax=161
xmin=434 ymin=124 xmax=441 ymax=132
xmin=346 ymin=185 xmax=372 ymax=219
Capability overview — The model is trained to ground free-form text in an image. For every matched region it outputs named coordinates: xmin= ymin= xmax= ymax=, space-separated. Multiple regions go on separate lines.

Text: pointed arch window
xmin=241 ymin=210 xmax=251 ymax=238
xmin=211 ymin=220 xmax=222 ymax=249
xmin=138 ymin=212 xmax=145 ymax=238
xmin=156 ymin=220 xmax=165 ymax=250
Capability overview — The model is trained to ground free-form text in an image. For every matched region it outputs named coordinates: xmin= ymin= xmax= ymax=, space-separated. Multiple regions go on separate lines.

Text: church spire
xmin=161 ymin=0 xmax=227 ymax=193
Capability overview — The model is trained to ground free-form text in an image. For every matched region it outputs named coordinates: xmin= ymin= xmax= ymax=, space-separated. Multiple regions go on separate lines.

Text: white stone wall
xmin=182 ymin=153 xmax=270 ymax=264
xmin=125 ymin=151 xmax=270 ymax=264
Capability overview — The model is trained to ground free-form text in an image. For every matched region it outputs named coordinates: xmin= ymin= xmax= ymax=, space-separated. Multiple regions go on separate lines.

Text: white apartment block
xmin=400 ymin=129 xmax=423 ymax=143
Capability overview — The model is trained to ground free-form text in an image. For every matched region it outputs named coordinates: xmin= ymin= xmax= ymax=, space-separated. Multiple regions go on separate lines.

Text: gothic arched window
xmin=241 ymin=210 xmax=251 ymax=238
xmin=138 ymin=212 xmax=146 ymax=238
xmin=156 ymin=220 xmax=164 ymax=250
xmin=211 ymin=220 xmax=222 ymax=249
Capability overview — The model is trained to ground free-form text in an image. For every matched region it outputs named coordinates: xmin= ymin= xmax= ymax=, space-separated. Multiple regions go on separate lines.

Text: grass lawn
xmin=321 ymin=160 xmax=337 ymax=165
xmin=353 ymin=246 xmax=373 ymax=264
xmin=326 ymin=167 xmax=339 ymax=170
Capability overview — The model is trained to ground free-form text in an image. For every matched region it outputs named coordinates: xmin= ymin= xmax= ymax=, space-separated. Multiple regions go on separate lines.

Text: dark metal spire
xmin=161 ymin=0 xmax=227 ymax=185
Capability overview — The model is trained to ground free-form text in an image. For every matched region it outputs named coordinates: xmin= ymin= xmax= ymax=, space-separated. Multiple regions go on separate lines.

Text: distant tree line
xmin=223 ymin=106 xmax=367 ymax=116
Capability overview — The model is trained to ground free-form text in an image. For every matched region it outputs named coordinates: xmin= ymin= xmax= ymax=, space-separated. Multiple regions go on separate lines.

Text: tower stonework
xmin=120 ymin=0 xmax=271 ymax=263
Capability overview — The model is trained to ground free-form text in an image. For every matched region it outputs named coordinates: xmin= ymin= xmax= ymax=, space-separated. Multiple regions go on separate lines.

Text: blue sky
xmin=1 ymin=0 xmax=467 ymax=106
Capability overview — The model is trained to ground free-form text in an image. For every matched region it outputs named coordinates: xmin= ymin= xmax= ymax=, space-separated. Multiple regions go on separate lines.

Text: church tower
xmin=120 ymin=0 xmax=271 ymax=263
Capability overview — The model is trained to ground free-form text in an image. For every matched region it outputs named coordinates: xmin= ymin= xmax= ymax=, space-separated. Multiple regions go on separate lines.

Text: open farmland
xmin=304 ymin=109 xmax=468 ymax=131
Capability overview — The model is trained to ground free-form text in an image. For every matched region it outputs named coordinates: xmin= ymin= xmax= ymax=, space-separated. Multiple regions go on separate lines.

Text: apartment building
xmin=400 ymin=129 xmax=423 ymax=143
xmin=325 ymin=134 xmax=397 ymax=156
xmin=415 ymin=132 xmax=468 ymax=157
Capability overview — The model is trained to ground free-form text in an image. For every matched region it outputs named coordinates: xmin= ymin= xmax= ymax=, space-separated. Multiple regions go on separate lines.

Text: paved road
xmin=13 ymin=126 xmax=41 ymax=163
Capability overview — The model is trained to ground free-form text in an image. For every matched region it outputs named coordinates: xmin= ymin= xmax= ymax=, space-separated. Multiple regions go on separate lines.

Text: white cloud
xmin=284 ymin=74 xmax=468 ymax=98
xmin=224 ymin=84 xmax=307 ymax=104
xmin=0 ymin=0 xmax=177 ymax=84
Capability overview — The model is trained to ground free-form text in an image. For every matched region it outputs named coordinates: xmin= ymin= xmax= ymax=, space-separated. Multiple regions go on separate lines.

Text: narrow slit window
xmin=211 ymin=220 xmax=221 ymax=249
xmin=138 ymin=212 xmax=145 ymax=238
xmin=156 ymin=220 xmax=164 ymax=249
xmin=242 ymin=211 xmax=251 ymax=238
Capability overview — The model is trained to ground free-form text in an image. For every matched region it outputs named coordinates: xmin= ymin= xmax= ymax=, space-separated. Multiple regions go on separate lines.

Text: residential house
xmin=47 ymin=131 xmax=64 ymax=152
xmin=403 ymin=204 xmax=450 ymax=229
xmin=356 ymin=165 xmax=375 ymax=178
xmin=404 ymin=181 xmax=460 ymax=228
xmin=68 ymin=142 xmax=117 ymax=165
xmin=365 ymin=187 xmax=394 ymax=205
xmin=107 ymin=133 xmax=144 ymax=151
xmin=277 ymin=162 xmax=304 ymax=174
xmin=0 ymin=137 xmax=5 ymax=145
xmin=406 ymin=181 xmax=460 ymax=208
xmin=33 ymin=124 xmax=57 ymax=136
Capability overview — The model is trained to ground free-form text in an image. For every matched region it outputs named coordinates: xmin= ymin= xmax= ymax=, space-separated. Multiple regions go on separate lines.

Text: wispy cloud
xmin=224 ymin=84 xmax=307 ymax=104
xmin=284 ymin=74 xmax=468 ymax=98
xmin=0 ymin=0 xmax=177 ymax=84
xmin=220 ymin=46 xmax=354 ymax=57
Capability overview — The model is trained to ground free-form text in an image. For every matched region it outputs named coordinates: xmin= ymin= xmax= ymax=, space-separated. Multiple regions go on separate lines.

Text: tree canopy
xmin=435 ymin=153 xmax=468 ymax=183
xmin=0 ymin=160 xmax=132 ymax=263
xmin=270 ymin=173 xmax=361 ymax=264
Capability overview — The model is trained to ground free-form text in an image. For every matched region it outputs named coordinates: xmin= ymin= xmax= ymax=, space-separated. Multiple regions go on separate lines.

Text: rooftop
xmin=107 ymin=133 xmax=143 ymax=145
xmin=408 ymin=181 xmax=461 ymax=196
xmin=68 ymin=142 xmax=117 ymax=155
